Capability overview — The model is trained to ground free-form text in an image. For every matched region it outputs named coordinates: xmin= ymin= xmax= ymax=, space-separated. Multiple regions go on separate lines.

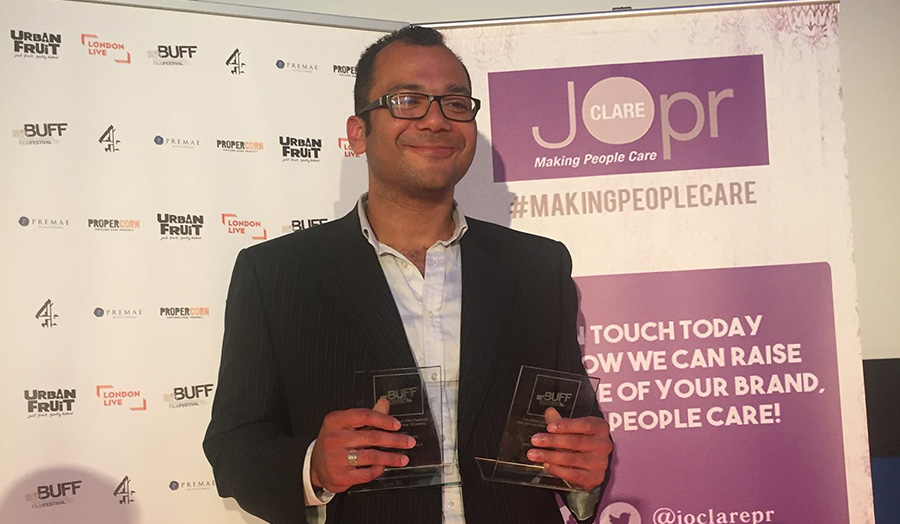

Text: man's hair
xmin=353 ymin=25 xmax=471 ymax=131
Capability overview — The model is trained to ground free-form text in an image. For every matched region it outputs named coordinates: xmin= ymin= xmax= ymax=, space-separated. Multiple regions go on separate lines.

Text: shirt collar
xmin=357 ymin=193 xmax=468 ymax=252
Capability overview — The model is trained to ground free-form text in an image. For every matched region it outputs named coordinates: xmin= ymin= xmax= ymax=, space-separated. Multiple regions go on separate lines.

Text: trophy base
xmin=475 ymin=457 xmax=578 ymax=491
xmin=348 ymin=463 xmax=461 ymax=493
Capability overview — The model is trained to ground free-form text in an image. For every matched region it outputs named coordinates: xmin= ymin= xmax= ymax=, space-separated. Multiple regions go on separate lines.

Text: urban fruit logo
xmin=158 ymin=213 xmax=203 ymax=240
xmin=11 ymin=30 xmax=61 ymax=58
xmin=25 ymin=389 xmax=76 ymax=419
xmin=280 ymin=136 xmax=321 ymax=162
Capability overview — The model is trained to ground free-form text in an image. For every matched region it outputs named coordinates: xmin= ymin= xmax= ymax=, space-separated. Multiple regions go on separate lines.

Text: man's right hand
xmin=309 ymin=397 xmax=416 ymax=493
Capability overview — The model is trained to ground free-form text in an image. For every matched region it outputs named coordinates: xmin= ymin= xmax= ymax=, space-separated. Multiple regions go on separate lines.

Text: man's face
xmin=347 ymin=42 xmax=477 ymax=202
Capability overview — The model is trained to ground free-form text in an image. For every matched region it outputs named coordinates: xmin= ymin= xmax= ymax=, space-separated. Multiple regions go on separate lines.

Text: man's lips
xmin=405 ymin=143 xmax=459 ymax=158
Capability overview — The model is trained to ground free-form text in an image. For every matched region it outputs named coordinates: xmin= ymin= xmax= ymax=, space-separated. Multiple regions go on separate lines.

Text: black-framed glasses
xmin=357 ymin=92 xmax=481 ymax=122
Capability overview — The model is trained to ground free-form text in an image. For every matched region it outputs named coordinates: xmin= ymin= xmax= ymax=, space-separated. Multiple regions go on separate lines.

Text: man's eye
xmin=393 ymin=95 xmax=424 ymax=107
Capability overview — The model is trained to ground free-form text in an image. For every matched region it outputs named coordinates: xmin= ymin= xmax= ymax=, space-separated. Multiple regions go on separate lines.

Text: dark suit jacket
xmin=203 ymin=210 xmax=605 ymax=524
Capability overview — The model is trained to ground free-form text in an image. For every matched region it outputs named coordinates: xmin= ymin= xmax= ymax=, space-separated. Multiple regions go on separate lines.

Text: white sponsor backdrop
xmin=0 ymin=0 xmax=872 ymax=523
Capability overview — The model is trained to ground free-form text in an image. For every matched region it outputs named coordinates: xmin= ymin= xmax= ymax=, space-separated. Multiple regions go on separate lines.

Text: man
xmin=204 ymin=26 xmax=612 ymax=524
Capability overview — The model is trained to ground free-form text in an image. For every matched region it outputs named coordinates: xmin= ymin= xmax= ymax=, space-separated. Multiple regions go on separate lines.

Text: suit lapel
xmin=318 ymin=211 xmax=417 ymax=371
xmin=457 ymin=224 xmax=515 ymax=451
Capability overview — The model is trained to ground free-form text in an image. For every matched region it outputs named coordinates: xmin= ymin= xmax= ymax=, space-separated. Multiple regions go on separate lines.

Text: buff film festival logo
xmin=226 ymin=48 xmax=245 ymax=74
xmin=35 ymin=299 xmax=58 ymax=328
xmin=114 ymin=476 xmax=135 ymax=505
xmin=527 ymin=374 xmax=581 ymax=418
xmin=96 ymin=384 xmax=147 ymax=411
xmin=12 ymin=123 xmax=67 ymax=145
xmin=11 ymin=30 xmax=61 ymax=59
xmin=275 ymin=59 xmax=317 ymax=73
xmin=81 ymin=33 xmax=130 ymax=64
xmin=280 ymin=136 xmax=321 ymax=162
xmin=222 ymin=213 xmax=267 ymax=240
xmin=149 ymin=44 xmax=197 ymax=65
xmin=99 ymin=125 xmax=120 ymax=152
xmin=163 ymin=383 xmax=214 ymax=409
xmin=282 ymin=217 xmax=328 ymax=234
xmin=25 ymin=480 xmax=82 ymax=509
xmin=158 ymin=213 xmax=203 ymax=240
xmin=488 ymin=55 xmax=768 ymax=181
xmin=25 ymin=389 xmax=76 ymax=419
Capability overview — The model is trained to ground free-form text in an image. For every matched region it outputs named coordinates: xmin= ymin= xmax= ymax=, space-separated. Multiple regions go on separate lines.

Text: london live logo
xmin=81 ymin=33 xmax=130 ymax=64
xmin=11 ymin=30 xmax=61 ymax=58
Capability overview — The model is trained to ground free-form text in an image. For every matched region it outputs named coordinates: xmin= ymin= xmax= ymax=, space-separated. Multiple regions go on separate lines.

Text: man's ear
xmin=346 ymin=115 xmax=367 ymax=155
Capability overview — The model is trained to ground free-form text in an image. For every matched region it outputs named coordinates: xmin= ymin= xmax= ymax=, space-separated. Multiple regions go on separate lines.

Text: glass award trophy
xmin=476 ymin=366 xmax=600 ymax=491
xmin=349 ymin=366 xmax=459 ymax=492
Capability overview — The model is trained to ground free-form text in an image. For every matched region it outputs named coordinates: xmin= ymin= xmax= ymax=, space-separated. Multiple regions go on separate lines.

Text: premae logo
xmin=163 ymin=383 xmax=214 ymax=408
xmin=222 ymin=213 xmax=267 ymax=240
xmin=35 ymin=299 xmax=58 ymax=328
xmin=160 ymin=306 xmax=210 ymax=319
xmin=96 ymin=384 xmax=147 ymax=411
xmin=217 ymin=139 xmax=263 ymax=153
xmin=11 ymin=30 xmax=61 ymax=58
xmin=19 ymin=216 xmax=69 ymax=229
xmin=226 ymin=48 xmax=245 ymax=75
xmin=169 ymin=479 xmax=216 ymax=492
xmin=333 ymin=64 xmax=356 ymax=77
xmin=99 ymin=124 xmax=120 ymax=153
xmin=94 ymin=307 xmax=143 ymax=319
xmin=280 ymin=136 xmax=321 ymax=162
xmin=148 ymin=44 xmax=197 ymax=65
xmin=25 ymin=389 xmax=75 ymax=419
xmin=488 ymin=55 xmax=768 ymax=181
xmin=527 ymin=374 xmax=581 ymax=417
xmin=25 ymin=480 xmax=82 ymax=509
xmin=275 ymin=59 xmax=317 ymax=73
xmin=154 ymin=135 xmax=200 ymax=148
xmin=12 ymin=123 xmax=67 ymax=145
xmin=88 ymin=218 xmax=140 ymax=232
xmin=282 ymin=218 xmax=328 ymax=234
xmin=158 ymin=213 xmax=203 ymax=240
xmin=338 ymin=137 xmax=361 ymax=158
xmin=81 ymin=33 xmax=131 ymax=64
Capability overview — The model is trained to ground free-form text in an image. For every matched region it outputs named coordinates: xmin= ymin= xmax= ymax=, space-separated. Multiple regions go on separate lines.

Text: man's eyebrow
xmin=386 ymin=83 xmax=472 ymax=95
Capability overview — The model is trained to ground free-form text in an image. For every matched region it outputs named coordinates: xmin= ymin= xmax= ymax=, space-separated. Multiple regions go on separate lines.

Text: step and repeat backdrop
xmin=0 ymin=0 xmax=872 ymax=523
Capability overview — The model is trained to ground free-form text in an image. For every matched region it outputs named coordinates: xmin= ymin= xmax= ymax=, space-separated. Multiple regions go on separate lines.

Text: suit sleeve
xmin=554 ymin=241 xmax=613 ymax=523
xmin=203 ymin=249 xmax=312 ymax=524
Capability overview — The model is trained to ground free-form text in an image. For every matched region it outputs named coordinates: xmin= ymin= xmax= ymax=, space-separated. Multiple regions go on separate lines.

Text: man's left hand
xmin=526 ymin=408 xmax=613 ymax=491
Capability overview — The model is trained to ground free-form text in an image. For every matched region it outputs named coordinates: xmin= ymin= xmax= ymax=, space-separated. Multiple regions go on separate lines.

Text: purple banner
xmin=488 ymin=56 xmax=769 ymax=182
xmin=575 ymin=263 xmax=848 ymax=524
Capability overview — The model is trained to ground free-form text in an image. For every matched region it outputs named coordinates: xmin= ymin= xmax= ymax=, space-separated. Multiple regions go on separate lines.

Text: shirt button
xmin=430 ymin=259 xmax=436 ymax=266
xmin=431 ymin=373 xmax=438 ymax=381
xmin=448 ymin=502 xmax=455 ymax=508
xmin=427 ymin=311 xmax=433 ymax=319
xmin=401 ymin=261 xmax=408 ymax=268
